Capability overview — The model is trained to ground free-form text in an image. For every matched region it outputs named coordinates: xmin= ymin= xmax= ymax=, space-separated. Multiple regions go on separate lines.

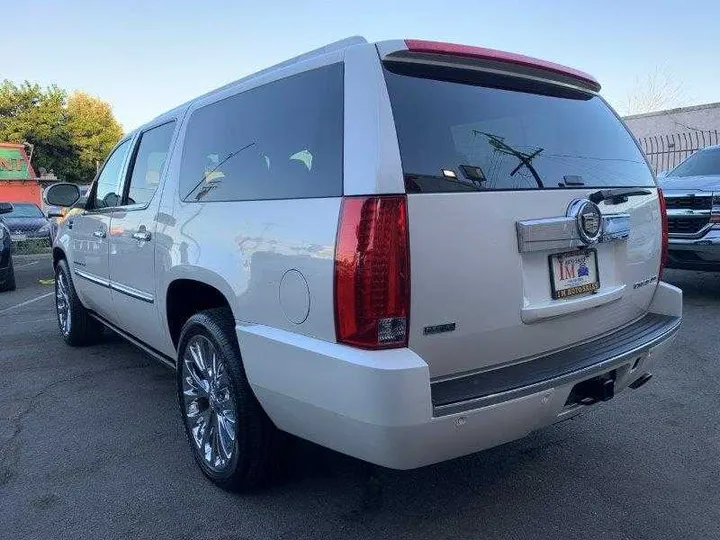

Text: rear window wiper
xmin=589 ymin=188 xmax=652 ymax=205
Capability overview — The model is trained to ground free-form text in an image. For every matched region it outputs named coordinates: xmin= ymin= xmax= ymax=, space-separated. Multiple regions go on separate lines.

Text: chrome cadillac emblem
xmin=567 ymin=199 xmax=603 ymax=244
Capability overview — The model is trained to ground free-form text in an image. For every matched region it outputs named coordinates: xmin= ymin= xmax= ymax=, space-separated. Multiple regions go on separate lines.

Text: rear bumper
xmin=667 ymin=227 xmax=720 ymax=270
xmin=237 ymin=282 xmax=682 ymax=469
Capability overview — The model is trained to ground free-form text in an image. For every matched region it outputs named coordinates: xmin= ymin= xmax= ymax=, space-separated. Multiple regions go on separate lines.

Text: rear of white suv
xmin=239 ymin=40 xmax=681 ymax=471
xmin=47 ymin=37 xmax=682 ymax=491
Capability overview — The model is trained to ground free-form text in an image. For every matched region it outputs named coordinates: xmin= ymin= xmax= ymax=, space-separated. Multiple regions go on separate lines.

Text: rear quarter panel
xmin=154 ymin=195 xmax=341 ymax=356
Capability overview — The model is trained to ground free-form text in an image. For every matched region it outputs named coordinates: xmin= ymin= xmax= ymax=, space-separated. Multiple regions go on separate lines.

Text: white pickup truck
xmin=45 ymin=37 xmax=682 ymax=491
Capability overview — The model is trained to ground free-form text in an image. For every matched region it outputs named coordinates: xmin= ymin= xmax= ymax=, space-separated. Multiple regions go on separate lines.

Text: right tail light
xmin=658 ymin=188 xmax=669 ymax=279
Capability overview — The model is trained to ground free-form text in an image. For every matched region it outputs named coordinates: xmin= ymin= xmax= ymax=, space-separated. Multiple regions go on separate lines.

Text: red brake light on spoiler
xmin=404 ymin=39 xmax=601 ymax=92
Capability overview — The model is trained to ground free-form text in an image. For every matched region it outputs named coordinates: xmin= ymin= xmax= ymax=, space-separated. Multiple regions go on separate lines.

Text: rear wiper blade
xmin=589 ymin=188 xmax=652 ymax=205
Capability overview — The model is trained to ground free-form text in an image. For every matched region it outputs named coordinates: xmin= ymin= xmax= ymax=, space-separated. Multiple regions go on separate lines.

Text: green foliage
xmin=66 ymin=92 xmax=124 ymax=184
xmin=0 ymin=80 xmax=123 ymax=183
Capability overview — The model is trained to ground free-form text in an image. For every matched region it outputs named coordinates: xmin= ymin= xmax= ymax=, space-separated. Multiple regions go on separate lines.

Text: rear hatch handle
xmin=589 ymin=188 xmax=652 ymax=205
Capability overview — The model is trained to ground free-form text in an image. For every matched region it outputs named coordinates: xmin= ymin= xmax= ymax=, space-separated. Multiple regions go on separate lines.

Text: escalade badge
xmin=567 ymin=199 xmax=603 ymax=244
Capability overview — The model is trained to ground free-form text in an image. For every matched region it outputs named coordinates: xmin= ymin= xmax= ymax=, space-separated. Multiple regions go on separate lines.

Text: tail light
xmin=334 ymin=195 xmax=410 ymax=349
xmin=658 ymin=188 xmax=669 ymax=278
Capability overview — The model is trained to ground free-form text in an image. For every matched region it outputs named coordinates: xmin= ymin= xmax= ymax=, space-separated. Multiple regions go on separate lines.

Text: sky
xmin=3 ymin=0 xmax=719 ymax=131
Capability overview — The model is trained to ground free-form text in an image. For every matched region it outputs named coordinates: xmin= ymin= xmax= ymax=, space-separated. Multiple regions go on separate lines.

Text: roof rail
xmin=258 ymin=36 xmax=367 ymax=76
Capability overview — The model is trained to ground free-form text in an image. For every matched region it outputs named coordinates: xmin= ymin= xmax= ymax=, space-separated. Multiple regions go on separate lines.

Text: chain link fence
xmin=638 ymin=130 xmax=720 ymax=174
xmin=11 ymin=238 xmax=52 ymax=255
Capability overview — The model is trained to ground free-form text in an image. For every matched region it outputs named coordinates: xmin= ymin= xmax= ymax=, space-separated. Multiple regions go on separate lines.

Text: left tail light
xmin=334 ymin=195 xmax=410 ymax=349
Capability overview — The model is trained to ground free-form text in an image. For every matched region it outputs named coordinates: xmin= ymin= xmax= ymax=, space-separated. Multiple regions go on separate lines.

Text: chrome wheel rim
xmin=181 ymin=335 xmax=237 ymax=472
xmin=56 ymin=272 xmax=71 ymax=336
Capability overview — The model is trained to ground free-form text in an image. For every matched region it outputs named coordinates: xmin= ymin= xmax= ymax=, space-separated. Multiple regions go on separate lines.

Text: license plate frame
xmin=548 ymin=249 xmax=600 ymax=300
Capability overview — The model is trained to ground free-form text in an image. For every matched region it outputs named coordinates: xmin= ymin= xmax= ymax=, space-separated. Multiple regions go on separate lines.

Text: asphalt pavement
xmin=1 ymin=254 xmax=719 ymax=540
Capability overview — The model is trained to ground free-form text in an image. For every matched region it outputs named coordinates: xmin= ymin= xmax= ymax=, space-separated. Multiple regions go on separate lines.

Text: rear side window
xmin=383 ymin=68 xmax=655 ymax=193
xmin=179 ymin=64 xmax=343 ymax=202
xmin=668 ymin=147 xmax=720 ymax=177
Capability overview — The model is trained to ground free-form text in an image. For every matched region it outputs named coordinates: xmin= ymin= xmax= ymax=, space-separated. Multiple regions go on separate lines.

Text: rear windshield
xmin=668 ymin=147 xmax=720 ymax=177
xmin=7 ymin=203 xmax=43 ymax=217
xmin=383 ymin=69 xmax=655 ymax=193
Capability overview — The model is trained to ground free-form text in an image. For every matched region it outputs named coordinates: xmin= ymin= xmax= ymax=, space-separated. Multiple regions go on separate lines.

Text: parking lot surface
xmin=1 ymin=254 xmax=719 ymax=540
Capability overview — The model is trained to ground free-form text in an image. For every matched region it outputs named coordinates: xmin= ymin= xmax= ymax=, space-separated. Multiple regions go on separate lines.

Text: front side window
xmin=93 ymin=139 xmax=131 ymax=209
xmin=123 ymin=122 xmax=176 ymax=206
xmin=179 ymin=63 xmax=343 ymax=202
xmin=668 ymin=147 xmax=720 ymax=177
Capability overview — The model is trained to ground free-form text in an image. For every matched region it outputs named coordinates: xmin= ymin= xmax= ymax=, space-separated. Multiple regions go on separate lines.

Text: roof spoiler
xmin=378 ymin=39 xmax=600 ymax=93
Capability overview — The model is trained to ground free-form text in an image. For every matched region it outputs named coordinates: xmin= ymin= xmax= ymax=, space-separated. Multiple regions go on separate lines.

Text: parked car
xmin=45 ymin=37 xmax=682 ymax=491
xmin=0 ymin=202 xmax=16 ymax=292
xmin=657 ymin=145 xmax=720 ymax=270
xmin=1 ymin=202 xmax=53 ymax=245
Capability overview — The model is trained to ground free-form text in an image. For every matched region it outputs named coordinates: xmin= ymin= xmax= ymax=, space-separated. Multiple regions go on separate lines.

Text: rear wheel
xmin=177 ymin=308 xmax=283 ymax=491
xmin=55 ymin=259 xmax=103 ymax=345
xmin=0 ymin=258 xmax=15 ymax=292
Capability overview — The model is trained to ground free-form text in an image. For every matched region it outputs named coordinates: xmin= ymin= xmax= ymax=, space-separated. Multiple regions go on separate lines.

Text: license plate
xmin=549 ymin=249 xmax=600 ymax=299
xmin=10 ymin=234 xmax=26 ymax=242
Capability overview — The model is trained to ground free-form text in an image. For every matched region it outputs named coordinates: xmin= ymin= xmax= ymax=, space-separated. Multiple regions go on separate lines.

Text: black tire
xmin=176 ymin=308 xmax=284 ymax=491
xmin=0 ymin=258 xmax=15 ymax=292
xmin=54 ymin=259 xmax=104 ymax=346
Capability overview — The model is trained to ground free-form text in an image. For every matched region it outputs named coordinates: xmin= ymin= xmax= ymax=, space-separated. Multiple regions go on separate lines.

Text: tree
xmin=67 ymin=92 xmax=124 ymax=183
xmin=624 ymin=68 xmax=684 ymax=116
xmin=0 ymin=80 xmax=73 ymax=178
xmin=0 ymin=81 xmax=123 ymax=183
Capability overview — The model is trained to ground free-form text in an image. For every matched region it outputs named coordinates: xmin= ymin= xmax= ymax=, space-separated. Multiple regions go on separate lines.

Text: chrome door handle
xmin=93 ymin=230 xmax=106 ymax=239
xmin=132 ymin=231 xmax=151 ymax=241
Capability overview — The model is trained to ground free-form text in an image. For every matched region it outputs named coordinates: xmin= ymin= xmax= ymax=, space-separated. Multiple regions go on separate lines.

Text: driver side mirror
xmin=44 ymin=183 xmax=81 ymax=208
xmin=0 ymin=202 xmax=13 ymax=215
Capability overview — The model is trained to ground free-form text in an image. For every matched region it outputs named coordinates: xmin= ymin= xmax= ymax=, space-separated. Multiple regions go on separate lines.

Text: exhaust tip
xmin=629 ymin=373 xmax=653 ymax=390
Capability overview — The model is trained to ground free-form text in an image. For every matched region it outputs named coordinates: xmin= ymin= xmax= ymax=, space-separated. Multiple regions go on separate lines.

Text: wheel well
xmin=166 ymin=279 xmax=231 ymax=348
xmin=53 ymin=247 xmax=66 ymax=267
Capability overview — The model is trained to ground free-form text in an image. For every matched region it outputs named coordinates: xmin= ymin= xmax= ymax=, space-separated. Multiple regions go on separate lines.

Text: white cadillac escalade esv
xmin=45 ymin=37 xmax=682 ymax=491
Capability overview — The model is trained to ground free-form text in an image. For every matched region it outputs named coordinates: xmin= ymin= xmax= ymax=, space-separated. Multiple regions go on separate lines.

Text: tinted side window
xmin=93 ymin=140 xmax=131 ymax=209
xmin=179 ymin=64 xmax=343 ymax=202
xmin=123 ymin=122 xmax=176 ymax=206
